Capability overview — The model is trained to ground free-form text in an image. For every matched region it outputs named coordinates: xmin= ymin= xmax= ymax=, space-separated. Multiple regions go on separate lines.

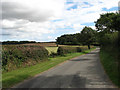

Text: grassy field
xmin=45 ymin=47 xmax=58 ymax=54
xmin=22 ymin=42 xmax=57 ymax=47
xmin=100 ymin=49 xmax=119 ymax=88
xmin=2 ymin=48 xmax=96 ymax=88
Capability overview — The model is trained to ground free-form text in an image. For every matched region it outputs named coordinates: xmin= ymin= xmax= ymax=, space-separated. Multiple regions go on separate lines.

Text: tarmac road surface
xmin=14 ymin=48 xmax=117 ymax=88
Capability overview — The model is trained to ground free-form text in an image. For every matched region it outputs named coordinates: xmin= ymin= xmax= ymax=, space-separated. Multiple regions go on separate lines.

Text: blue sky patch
xmin=67 ymin=4 xmax=78 ymax=10
xmin=83 ymin=2 xmax=93 ymax=7
xmin=51 ymin=19 xmax=63 ymax=22
xmin=81 ymin=22 xmax=95 ymax=26
xmin=66 ymin=1 xmax=74 ymax=4
xmin=83 ymin=2 xmax=89 ymax=5
xmin=102 ymin=7 xmax=118 ymax=11
xmin=57 ymin=26 xmax=73 ymax=30
xmin=66 ymin=0 xmax=74 ymax=4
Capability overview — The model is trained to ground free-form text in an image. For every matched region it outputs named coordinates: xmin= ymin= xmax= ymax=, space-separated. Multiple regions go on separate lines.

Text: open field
xmin=2 ymin=48 xmax=96 ymax=88
xmin=45 ymin=47 xmax=58 ymax=54
xmin=22 ymin=42 xmax=57 ymax=47
xmin=2 ymin=43 xmax=91 ymax=55
xmin=21 ymin=42 xmax=94 ymax=48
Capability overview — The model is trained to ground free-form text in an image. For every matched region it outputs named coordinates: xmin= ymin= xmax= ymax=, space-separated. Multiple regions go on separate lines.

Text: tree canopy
xmin=95 ymin=13 xmax=120 ymax=33
xmin=56 ymin=26 xmax=97 ymax=49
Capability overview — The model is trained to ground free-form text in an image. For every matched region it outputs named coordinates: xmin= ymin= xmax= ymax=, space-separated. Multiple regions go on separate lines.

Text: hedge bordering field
xmin=57 ymin=46 xmax=88 ymax=55
xmin=2 ymin=45 xmax=48 ymax=71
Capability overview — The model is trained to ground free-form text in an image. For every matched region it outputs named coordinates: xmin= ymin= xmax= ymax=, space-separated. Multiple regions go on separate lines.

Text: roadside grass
xmin=2 ymin=48 xmax=96 ymax=88
xmin=45 ymin=47 xmax=58 ymax=54
xmin=100 ymin=49 xmax=119 ymax=88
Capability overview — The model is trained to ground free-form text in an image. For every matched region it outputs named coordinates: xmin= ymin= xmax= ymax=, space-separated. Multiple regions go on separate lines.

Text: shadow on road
xmin=14 ymin=74 xmax=86 ymax=88
xmin=70 ymin=59 xmax=90 ymax=61
xmin=87 ymin=52 xmax=97 ymax=54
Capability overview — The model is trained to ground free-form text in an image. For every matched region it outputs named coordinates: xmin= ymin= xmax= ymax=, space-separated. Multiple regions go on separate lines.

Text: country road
xmin=14 ymin=48 xmax=116 ymax=88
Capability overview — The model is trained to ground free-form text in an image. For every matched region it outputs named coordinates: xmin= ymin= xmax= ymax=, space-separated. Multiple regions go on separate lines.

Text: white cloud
xmin=2 ymin=0 xmax=65 ymax=22
xmin=1 ymin=0 xmax=65 ymax=41
xmin=1 ymin=0 xmax=119 ymax=41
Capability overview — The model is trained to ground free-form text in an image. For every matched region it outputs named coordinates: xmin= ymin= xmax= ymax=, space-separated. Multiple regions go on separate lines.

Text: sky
xmin=1 ymin=0 xmax=119 ymax=42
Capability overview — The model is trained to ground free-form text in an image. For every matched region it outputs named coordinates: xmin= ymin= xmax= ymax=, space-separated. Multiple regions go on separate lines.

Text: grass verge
xmin=100 ymin=49 xmax=119 ymax=88
xmin=3 ymin=48 xmax=96 ymax=88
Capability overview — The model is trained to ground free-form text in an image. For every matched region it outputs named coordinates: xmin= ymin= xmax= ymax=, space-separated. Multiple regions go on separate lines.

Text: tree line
xmin=56 ymin=26 xmax=98 ymax=49
xmin=2 ymin=41 xmax=36 ymax=45
xmin=56 ymin=12 xmax=120 ymax=50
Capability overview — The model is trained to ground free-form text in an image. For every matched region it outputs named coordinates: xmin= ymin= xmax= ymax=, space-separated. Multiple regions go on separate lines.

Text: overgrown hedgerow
xmin=2 ymin=45 xmax=48 ymax=71
xmin=57 ymin=47 xmax=82 ymax=55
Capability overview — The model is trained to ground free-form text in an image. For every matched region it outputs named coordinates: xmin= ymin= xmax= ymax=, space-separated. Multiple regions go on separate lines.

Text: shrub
xmin=80 ymin=46 xmax=89 ymax=52
xmin=49 ymin=52 xmax=58 ymax=57
xmin=76 ymin=47 xmax=82 ymax=52
xmin=2 ymin=45 xmax=48 ymax=71
xmin=57 ymin=47 xmax=82 ymax=55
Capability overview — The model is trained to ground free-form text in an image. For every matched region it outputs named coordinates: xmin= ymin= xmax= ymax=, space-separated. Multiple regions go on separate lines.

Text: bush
xmin=2 ymin=45 xmax=48 ymax=71
xmin=49 ymin=52 xmax=58 ymax=57
xmin=80 ymin=46 xmax=89 ymax=51
xmin=57 ymin=47 xmax=82 ymax=55
xmin=76 ymin=47 xmax=82 ymax=52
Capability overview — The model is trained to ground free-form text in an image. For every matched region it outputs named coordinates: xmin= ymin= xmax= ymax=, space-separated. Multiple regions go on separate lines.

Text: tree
xmin=56 ymin=34 xmax=79 ymax=45
xmin=80 ymin=26 xmax=96 ymax=49
xmin=95 ymin=12 xmax=120 ymax=47
xmin=95 ymin=13 xmax=116 ymax=33
xmin=110 ymin=13 xmax=120 ymax=31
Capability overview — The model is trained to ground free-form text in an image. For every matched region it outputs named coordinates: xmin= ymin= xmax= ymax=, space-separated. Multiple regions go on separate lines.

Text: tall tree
xmin=81 ymin=26 xmax=96 ymax=49
xmin=95 ymin=13 xmax=116 ymax=33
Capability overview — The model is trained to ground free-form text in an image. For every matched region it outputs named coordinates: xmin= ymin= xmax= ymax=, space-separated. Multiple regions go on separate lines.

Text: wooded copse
xmin=56 ymin=26 xmax=98 ymax=49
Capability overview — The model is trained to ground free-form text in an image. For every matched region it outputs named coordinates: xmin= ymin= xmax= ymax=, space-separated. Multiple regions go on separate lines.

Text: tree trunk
xmin=57 ymin=44 xmax=58 ymax=47
xmin=88 ymin=44 xmax=90 ymax=49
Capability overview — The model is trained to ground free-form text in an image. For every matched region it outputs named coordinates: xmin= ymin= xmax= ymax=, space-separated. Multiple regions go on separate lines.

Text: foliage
xmin=57 ymin=46 xmax=89 ymax=55
xmin=49 ymin=52 xmax=58 ymax=57
xmin=56 ymin=27 xmax=97 ymax=49
xmin=2 ymin=41 xmax=36 ymax=45
xmin=2 ymin=45 xmax=48 ymax=71
xmin=80 ymin=26 xmax=97 ymax=49
xmin=100 ymin=49 xmax=119 ymax=87
xmin=110 ymin=13 xmax=120 ymax=31
xmin=95 ymin=12 xmax=120 ymax=87
xmin=95 ymin=12 xmax=119 ymax=47
xmin=95 ymin=13 xmax=117 ymax=32
xmin=56 ymin=34 xmax=79 ymax=45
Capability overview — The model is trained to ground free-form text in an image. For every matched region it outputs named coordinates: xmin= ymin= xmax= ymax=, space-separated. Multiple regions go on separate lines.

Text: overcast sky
xmin=1 ymin=0 xmax=119 ymax=42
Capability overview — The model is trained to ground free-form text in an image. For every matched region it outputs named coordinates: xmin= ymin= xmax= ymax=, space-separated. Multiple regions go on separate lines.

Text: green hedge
xmin=57 ymin=47 xmax=82 ymax=55
xmin=100 ymin=49 xmax=119 ymax=87
xmin=2 ymin=45 xmax=48 ymax=71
